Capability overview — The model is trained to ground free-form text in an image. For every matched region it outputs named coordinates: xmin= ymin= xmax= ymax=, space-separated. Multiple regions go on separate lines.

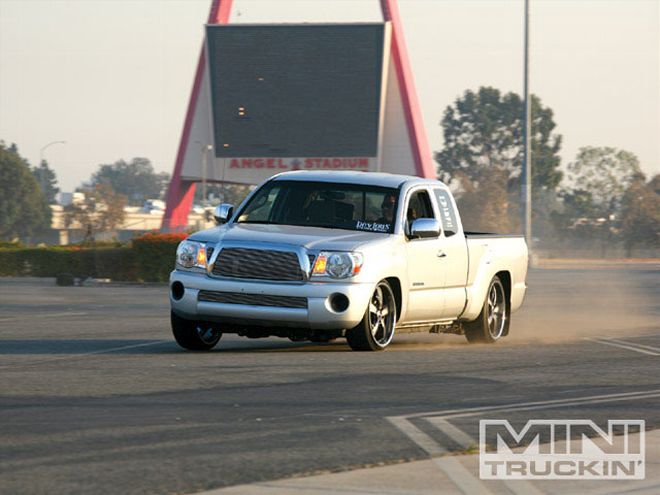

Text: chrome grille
xmin=198 ymin=290 xmax=307 ymax=309
xmin=212 ymin=248 xmax=303 ymax=281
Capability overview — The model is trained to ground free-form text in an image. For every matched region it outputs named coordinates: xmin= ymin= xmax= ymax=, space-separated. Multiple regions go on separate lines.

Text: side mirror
xmin=410 ymin=218 xmax=441 ymax=239
xmin=213 ymin=204 xmax=234 ymax=225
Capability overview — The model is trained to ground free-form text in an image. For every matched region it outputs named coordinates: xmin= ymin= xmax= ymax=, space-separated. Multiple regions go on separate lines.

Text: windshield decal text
xmin=356 ymin=221 xmax=389 ymax=233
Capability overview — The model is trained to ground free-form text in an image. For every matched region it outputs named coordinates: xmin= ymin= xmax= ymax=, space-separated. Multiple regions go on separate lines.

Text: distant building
xmin=39 ymin=205 xmax=212 ymax=245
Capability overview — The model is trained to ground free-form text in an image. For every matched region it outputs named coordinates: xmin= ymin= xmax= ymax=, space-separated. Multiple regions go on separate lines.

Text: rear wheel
xmin=171 ymin=311 xmax=222 ymax=350
xmin=346 ymin=280 xmax=397 ymax=351
xmin=464 ymin=276 xmax=508 ymax=344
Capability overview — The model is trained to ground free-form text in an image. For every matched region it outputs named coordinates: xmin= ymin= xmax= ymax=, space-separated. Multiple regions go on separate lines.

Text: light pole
xmin=521 ymin=0 xmax=532 ymax=253
xmin=194 ymin=141 xmax=213 ymax=205
xmin=39 ymin=140 xmax=66 ymax=196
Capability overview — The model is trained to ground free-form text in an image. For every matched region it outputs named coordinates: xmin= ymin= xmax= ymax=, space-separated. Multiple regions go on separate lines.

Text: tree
xmin=557 ymin=147 xmax=646 ymax=255
xmin=87 ymin=157 xmax=170 ymax=206
xmin=32 ymin=160 xmax=59 ymax=204
xmin=195 ymin=183 xmax=253 ymax=207
xmin=619 ymin=173 xmax=660 ymax=255
xmin=566 ymin=147 xmax=643 ymax=219
xmin=435 ymin=87 xmax=562 ymax=235
xmin=0 ymin=141 xmax=51 ymax=240
xmin=63 ymin=184 xmax=127 ymax=238
xmin=435 ymin=86 xmax=563 ymax=191
xmin=455 ymin=167 xmax=518 ymax=233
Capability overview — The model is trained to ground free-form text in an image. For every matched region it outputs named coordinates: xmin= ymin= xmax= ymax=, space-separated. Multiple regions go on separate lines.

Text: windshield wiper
xmin=238 ymin=221 xmax=347 ymax=230
xmin=237 ymin=220 xmax=280 ymax=225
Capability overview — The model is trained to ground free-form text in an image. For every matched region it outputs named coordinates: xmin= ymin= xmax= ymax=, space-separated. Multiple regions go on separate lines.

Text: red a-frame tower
xmin=162 ymin=0 xmax=434 ymax=231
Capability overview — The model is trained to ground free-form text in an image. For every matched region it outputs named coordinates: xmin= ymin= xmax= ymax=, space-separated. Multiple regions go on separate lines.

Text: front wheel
xmin=346 ymin=280 xmax=397 ymax=351
xmin=171 ymin=311 xmax=222 ymax=351
xmin=464 ymin=276 xmax=509 ymax=344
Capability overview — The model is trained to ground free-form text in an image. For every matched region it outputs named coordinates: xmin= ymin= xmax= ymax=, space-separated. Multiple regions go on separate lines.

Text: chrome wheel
xmin=487 ymin=279 xmax=507 ymax=339
xmin=196 ymin=324 xmax=221 ymax=345
xmin=367 ymin=283 xmax=396 ymax=348
xmin=346 ymin=280 xmax=397 ymax=351
xmin=464 ymin=275 xmax=509 ymax=344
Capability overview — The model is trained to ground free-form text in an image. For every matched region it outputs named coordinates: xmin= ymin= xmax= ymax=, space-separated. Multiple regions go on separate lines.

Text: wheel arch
xmin=385 ymin=276 xmax=403 ymax=322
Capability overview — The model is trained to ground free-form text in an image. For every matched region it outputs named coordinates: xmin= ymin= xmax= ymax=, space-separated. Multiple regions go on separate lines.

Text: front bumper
xmin=169 ymin=271 xmax=373 ymax=330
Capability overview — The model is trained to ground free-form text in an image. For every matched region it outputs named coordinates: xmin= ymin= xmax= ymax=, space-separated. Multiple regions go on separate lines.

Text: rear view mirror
xmin=410 ymin=218 xmax=441 ymax=239
xmin=213 ymin=204 xmax=234 ymax=225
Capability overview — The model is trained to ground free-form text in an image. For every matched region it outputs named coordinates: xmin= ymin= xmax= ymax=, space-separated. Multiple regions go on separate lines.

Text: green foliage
xmin=435 ymin=87 xmax=562 ymax=235
xmin=0 ymin=142 xmax=51 ymax=240
xmin=435 ymin=87 xmax=563 ymax=191
xmin=32 ymin=160 xmax=60 ymax=204
xmin=63 ymin=183 xmax=128 ymax=236
xmin=132 ymin=232 xmax=187 ymax=282
xmin=0 ymin=232 xmax=185 ymax=282
xmin=0 ymin=240 xmax=23 ymax=249
xmin=619 ymin=174 xmax=660 ymax=254
xmin=0 ymin=246 xmax=136 ymax=280
xmin=88 ymin=157 xmax=170 ymax=206
xmin=455 ymin=168 xmax=519 ymax=234
xmin=567 ymin=146 xmax=643 ymax=217
xmin=551 ymin=150 xmax=657 ymax=255
xmin=195 ymin=183 xmax=253 ymax=207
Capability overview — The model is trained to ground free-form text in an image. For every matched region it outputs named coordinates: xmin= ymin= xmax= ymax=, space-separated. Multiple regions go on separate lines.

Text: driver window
xmin=406 ymin=190 xmax=434 ymax=230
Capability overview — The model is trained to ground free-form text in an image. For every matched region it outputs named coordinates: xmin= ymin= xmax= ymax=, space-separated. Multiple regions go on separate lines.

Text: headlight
xmin=175 ymin=240 xmax=207 ymax=269
xmin=312 ymin=251 xmax=363 ymax=279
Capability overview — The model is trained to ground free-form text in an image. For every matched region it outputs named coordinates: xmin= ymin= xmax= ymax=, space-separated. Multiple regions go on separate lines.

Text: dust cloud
xmin=389 ymin=264 xmax=659 ymax=349
xmin=507 ymin=265 xmax=659 ymax=344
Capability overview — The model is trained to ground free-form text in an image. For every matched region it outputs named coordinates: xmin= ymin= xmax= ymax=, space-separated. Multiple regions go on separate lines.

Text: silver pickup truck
xmin=169 ymin=171 xmax=528 ymax=351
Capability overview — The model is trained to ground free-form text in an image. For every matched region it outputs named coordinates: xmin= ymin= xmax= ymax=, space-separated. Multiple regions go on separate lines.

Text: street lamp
xmin=521 ymin=0 xmax=532 ymax=255
xmin=38 ymin=140 xmax=66 ymax=196
xmin=39 ymin=140 xmax=66 ymax=166
xmin=194 ymin=141 xmax=214 ymax=205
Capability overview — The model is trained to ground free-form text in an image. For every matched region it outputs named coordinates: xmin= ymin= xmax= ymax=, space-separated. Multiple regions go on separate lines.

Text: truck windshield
xmin=236 ymin=180 xmax=398 ymax=233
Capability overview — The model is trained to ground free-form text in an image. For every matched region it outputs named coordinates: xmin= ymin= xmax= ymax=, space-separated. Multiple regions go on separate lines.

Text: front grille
xmin=212 ymin=248 xmax=303 ymax=281
xmin=198 ymin=290 xmax=308 ymax=309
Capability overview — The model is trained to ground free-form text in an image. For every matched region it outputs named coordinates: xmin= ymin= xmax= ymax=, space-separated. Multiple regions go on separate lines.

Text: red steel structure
xmin=162 ymin=0 xmax=433 ymax=231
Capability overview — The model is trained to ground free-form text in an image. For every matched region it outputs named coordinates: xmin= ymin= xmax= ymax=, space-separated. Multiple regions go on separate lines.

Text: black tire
xmin=346 ymin=280 xmax=397 ymax=351
xmin=171 ymin=311 xmax=222 ymax=351
xmin=464 ymin=276 xmax=509 ymax=344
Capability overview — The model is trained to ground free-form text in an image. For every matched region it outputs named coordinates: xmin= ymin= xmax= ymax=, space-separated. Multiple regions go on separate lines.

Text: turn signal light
xmin=196 ymin=247 xmax=207 ymax=266
xmin=312 ymin=255 xmax=327 ymax=275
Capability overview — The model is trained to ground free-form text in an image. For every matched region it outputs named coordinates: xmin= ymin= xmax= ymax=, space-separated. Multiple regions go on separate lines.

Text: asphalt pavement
xmin=0 ymin=265 xmax=658 ymax=494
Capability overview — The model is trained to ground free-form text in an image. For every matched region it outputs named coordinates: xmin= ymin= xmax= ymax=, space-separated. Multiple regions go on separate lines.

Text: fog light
xmin=171 ymin=281 xmax=185 ymax=301
xmin=329 ymin=293 xmax=349 ymax=312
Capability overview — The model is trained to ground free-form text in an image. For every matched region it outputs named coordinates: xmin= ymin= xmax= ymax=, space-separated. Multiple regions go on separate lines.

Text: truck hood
xmin=188 ymin=223 xmax=388 ymax=252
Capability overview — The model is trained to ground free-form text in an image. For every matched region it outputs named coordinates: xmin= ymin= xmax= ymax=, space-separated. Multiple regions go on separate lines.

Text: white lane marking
xmin=438 ymin=392 xmax=660 ymax=420
xmin=0 ymin=340 xmax=170 ymax=369
xmin=386 ymin=416 xmax=447 ymax=456
xmin=0 ymin=311 xmax=89 ymax=322
xmin=425 ymin=418 xmax=545 ymax=495
xmin=587 ymin=337 xmax=660 ymax=356
xmin=424 ymin=417 xmax=474 ymax=450
xmin=388 ymin=416 xmax=492 ymax=493
xmin=603 ymin=337 xmax=660 ymax=353
xmin=433 ymin=457 xmax=492 ymax=495
xmin=398 ymin=388 xmax=660 ymax=420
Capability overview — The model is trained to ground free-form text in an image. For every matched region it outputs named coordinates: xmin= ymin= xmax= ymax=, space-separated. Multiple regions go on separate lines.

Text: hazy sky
xmin=0 ymin=0 xmax=658 ymax=192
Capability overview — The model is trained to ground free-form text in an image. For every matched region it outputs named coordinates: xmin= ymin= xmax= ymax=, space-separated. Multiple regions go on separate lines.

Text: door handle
xmin=437 ymin=250 xmax=447 ymax=258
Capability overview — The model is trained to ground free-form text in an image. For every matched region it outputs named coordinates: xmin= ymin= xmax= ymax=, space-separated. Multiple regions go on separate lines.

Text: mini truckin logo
xmin=479 ymin=419 xmax=645 ymax=480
